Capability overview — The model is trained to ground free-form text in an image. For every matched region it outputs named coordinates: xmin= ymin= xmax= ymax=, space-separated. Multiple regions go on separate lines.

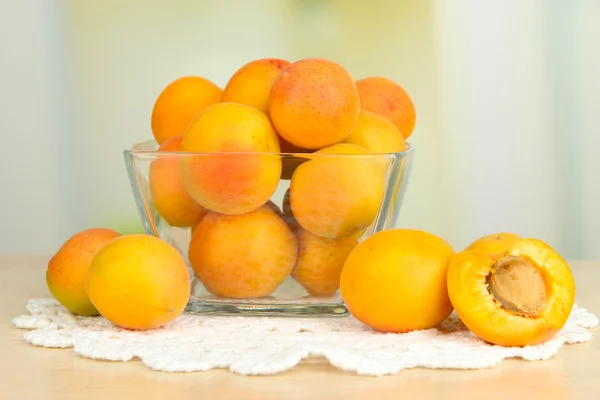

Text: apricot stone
xmin=343 ymin=110 xmax=407 ymax=153
xmin=180 ymin=102 xmax=282 ymax=215
xmin=46 ymin=228 xmax=121 ymax=316
xmin=291 ymin=227 xmax=358 ymax=297
xmin=340 ymin=229 xmax=456 ymax=333
xmin=151 ymin=76 xmax=223 ymax=144
xmin=356 ymin=77 xmax=416 ymax=139
xmin=289 ymin=143 xmax=385 ymax=238
xmin=85 ymin=234 xmax=190 ymax=330
xmin=149 ymin=136 xmax=209 ymax=227
xmin=188 ymin=205 xmax=297 ymax=298
xmin=447 ymin=238 xmax=576 ymax=347
xmin=269 ymin=58 xmax=360 ymax=149
xmin=223 ymin=58 xmax=290 ymax=115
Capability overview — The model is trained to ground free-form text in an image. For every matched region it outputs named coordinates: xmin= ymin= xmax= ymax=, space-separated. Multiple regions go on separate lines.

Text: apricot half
xmin=180 ymin=102 xmax=282 ymax=215
xmin=289 ymin=143 xmax=385 ymax=239
xmin=464 ymin=232 xmax=522 ymax=255
xmin=188 ymin=205 xmax=297 ymax=298
xmin=356 ymin=76 xmax=416 ymax=139
xmin=343 ymin=109 xmax=407 ymax=153
xmin=292 ymin=227 xmax=358 ymax=297
xmin=149 ymin=136 xmax=209 ymax=227
xmin=447 ymin=238 xmax=576 ymax=347
xmin=340 ymin=229 xmax=456 ymax=333
xmin=151 ymin=76 xmax=223 ymax=144
xmin=223 ymin=58 xmax=290 ymax=115
xmin=85 ymin=234 xmax=190 ymax=330
xmin=268 ymin=58 xmax=360 ymax=149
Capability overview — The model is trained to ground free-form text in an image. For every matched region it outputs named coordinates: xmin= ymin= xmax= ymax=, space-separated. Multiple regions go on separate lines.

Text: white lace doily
xmin=13 ymin=298 xmax=598 ymax=376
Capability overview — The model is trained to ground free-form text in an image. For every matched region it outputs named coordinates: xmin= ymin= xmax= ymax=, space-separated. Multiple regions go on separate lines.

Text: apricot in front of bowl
xmin=223 ymin=58 xmax=290 ymax=115
xmin=447 ymin=238 xmax=576 ymax=347
xmin=356 ymin=77 xmax=416 ymax=139
xmin=289 ymin=143 xmax=384 ymax=239
xmin=180 ymin=102 xmax=282 ymax=215
xmin=189 ymin=205 xmax=297 ymax=298
xmin=85 ymin=234 xmax=190 ymax=330
xmin=340 ymin=229 xmax=456 ymax=332
xmin=464 ymin=232 xmax=522 ymax=255
xmin=343 ymin=110 xmax=407 ymax=153
xmin=151 ymin=76 xmax=223 ymax=144
xmin=149 ymin=136 xmax=209 ymax=227
xmin=46 ymin=228 xmax=121 ymax=316
xmin=292 ymin=227 xmax=358 ymax=296
xmin=269 ymin=58 xmax=360 ymax=149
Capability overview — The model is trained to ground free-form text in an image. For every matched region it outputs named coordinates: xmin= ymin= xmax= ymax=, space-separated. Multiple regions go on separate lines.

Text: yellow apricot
xmin=268 ymin=58 xmax=360 ymax=149
xmin=223 ymin=58 xmax=290 ymax=115
xmin=180 ymin=102 xmax=282 ymax=215
xmin=151 ymin=76 xmax=223 ymax=144
xmin=464 ymin=232 xmax=522 ymax=254
xmin=289 ymin=143 xmax=385 ymax=238
xmin=447 ymin=238 xmax=576 ymax=347
xmin=343 ymin=110 xmax=407 ymax=153
xmin=188 ymin=205 xmax=298 ymax=298
xmin=85 ymin=234 xmax=190 ymax=330
xmin=46 ymin=228 xmax=121 ymax=316
xmin=356 ymin=76 xmax=416 ymax=139
xmin=340 ymin=229 xmax=456 ymax=333
xmin=149 ymin=136 xmax=209 ymax=227
xmin=291 ymin=227 xmax=358 ymax=297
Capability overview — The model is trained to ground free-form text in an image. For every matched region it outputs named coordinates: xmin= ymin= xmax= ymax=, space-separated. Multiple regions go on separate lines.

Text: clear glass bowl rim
xmin=124 ymin=139 xmax=415 ymax=160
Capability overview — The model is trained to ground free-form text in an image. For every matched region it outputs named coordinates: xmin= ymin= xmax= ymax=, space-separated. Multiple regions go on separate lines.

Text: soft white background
xmin=1 ymin=0 xmax=598 ymax=259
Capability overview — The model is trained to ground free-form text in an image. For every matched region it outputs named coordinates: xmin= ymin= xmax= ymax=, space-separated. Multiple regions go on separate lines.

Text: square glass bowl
xmin=124 ymin=140 xmax=414 ymax=317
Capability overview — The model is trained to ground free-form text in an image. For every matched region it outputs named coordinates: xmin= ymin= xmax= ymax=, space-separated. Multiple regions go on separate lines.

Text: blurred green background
xmin=1 ymin=0 xmax=598 ymax=260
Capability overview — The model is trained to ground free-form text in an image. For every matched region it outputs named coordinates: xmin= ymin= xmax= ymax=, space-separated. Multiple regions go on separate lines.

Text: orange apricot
xmin=149 ymin=136 xmax=209 ymax=227
xmin=340 ymin=229 xmax=456 ymax=333
xmin=447 ymin=238 xmax=576 ymax=347
xmin=343 ymin=109 xmax=407 ymax=153
xmin=151 ymin=76 xmax=223 ymax=144
xmin=85 ymin=234 xmax=190 ymax=330
xmin=289 ymin=143 xmax=385 ymax=238
xmin=180 ymin=102 xmax=282 ymax=215
xmin=356 ymin=77 xmax=416 ymax=139
xmin=464 ymin=232 xmax=522 ymax=254
xmin=223 ymin=58 xmax=290 ymax=115
xmin=268 ymin=58 xmax=360 ymax=149
xmin=292 ymin=227 xmax=358 ymax=297
xmin=46 ymin=228 xmax=121 ymax=316
xmin=188 ymin=205 xmax=298 ymax=298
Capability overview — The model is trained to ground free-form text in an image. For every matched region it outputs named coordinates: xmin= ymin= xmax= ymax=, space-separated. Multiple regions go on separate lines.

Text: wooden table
xmin=1 ymin=256 xmax=598 ymax=400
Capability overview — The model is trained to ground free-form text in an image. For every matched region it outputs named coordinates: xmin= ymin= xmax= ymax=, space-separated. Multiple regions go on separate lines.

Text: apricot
xmin=465 ymin=232 xmax=522 ymax=254
xmin=149 ymin=136 xmax=209 ymax=227
xmin=447 ymin=238 xmax=576 ymax=347
xmin=189 ymin=205 xmax=298 ymax=298
xmin=46 ymin=228 xmax=121 ymax=316
xmin=289 ymin=143 xmax=385 ymax=238
xmin=291 ymin=227 xmax=358 ymax=297
xmin=356 ymin=77 xmax=416 ymax=139
xmin=223 ymin=58 xmax=290 ymax=115
xmin=85 ymin=234 xmax=190 ymax=330
xmin=343 ymin=110 xmax=407 ymax=153
xmin=268 ymin=58 xmax=360 ymax=149
xmin=180 ymin=102 xmax=282 ymax=215
xmin=340 ymin=229 xmax=456 ymax=333
xmin=151 ymin=76 xmax=223 ymax=144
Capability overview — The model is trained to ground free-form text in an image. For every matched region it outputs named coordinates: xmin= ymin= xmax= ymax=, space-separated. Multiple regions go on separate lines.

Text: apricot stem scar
xmin=486 ymin=255 xmax=546 ymax=316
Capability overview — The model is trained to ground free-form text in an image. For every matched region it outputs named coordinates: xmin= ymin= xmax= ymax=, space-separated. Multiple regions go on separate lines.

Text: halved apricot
xmin=447 ymin=238 xmax=576 ymax=347
xmin=464 ymin=232 xmax=522 ymax=254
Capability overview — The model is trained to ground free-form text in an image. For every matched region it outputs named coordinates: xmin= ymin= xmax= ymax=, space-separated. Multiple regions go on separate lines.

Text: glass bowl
xmin=124 ymin=139 xmax=414 ymax=317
